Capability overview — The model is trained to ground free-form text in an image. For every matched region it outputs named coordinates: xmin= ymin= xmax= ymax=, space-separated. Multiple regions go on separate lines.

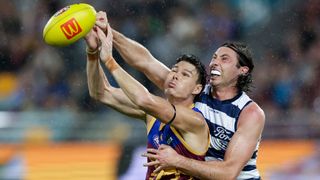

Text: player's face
xmin=209 ymin=47 xmax=248 ymax=89
xmin=164 ymin=61 xmax=202 ymax=101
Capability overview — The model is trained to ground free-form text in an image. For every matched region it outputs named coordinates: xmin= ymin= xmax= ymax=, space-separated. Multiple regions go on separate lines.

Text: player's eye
xmin=182 ymin=72 xmax=191 ymax=77
xmin=222 ymin=57 xmax=228 ymax=61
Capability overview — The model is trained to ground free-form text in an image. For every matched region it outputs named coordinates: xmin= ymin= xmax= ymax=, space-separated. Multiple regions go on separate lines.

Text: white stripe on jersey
xmin=196 ymin=85 xmax=260 ymax=180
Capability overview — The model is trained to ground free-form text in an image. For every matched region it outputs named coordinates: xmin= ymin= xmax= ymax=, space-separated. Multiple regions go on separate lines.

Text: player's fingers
xmin=96 ymin=27 xmax=103 ymax=39
xmin=146 ymin=148 xmax=158 ymax=154
xmin=141 ymin=152 xmax=158 ymax=159
xmin=95 ymin=21 xmax=107 ymax=30
xmin=159 ymin=144 xmax=170 ymax=150
xmin=143 ymin=160 xmax=159 ymax=167
xmin=101 ymin=11 xmax=107 ymax=19
xmin=106 ymin=24 xmax=113 ymax=41
xmin=153 ymin=166 xmax=163 ymax=173
xmin=96 ymin=28 xmax=106 ymax=42
xmin=96 ymin=11 xmax=105 ymax=19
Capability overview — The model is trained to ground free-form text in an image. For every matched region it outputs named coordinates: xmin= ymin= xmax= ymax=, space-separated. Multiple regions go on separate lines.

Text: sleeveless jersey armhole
xmin=146 ymin=116 xmax=157 ymax=134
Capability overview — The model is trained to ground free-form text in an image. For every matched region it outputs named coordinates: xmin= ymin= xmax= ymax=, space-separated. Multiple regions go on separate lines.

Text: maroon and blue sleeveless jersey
xmin=145 ymin=106 xmax=209 ymax=180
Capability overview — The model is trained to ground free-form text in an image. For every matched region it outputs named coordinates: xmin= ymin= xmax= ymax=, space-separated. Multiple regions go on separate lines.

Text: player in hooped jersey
xmin=108 ymin=15 xmax=266 ymax=180
xmin=84 ymin=12 xmax=210 ymax=179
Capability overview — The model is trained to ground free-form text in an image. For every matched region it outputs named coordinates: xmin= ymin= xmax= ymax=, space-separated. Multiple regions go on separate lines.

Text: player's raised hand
xmin=96 ymin=24 xmax=113 ymax=64
xmin=84 ymin=26 xmax=99 ymax=52
xmin=84 ymin=11 xmax=108 ymax=53
xmin=95 ymin=11 xmax=108 ymax=32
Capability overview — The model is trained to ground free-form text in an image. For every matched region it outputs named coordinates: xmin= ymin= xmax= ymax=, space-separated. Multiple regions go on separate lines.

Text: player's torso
xmin=146 ymin=112 xmax=205 ymax=180
xmin=195 ymin=85 xmax=261 ymax=180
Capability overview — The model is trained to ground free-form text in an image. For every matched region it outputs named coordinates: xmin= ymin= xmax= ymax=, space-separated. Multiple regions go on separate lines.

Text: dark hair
xmin=222 ymin=42 xmax=254 ymax=92
xmin=176 ymin=54 xmax=207 ymax=99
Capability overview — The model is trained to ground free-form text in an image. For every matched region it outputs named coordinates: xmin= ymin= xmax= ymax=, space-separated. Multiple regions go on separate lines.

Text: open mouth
xmin=211 ymin=70 xmax=221 ymax=76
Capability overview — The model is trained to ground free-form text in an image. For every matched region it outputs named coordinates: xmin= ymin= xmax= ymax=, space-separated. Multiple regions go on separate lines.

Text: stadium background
xmin=0 ymin=0 xmax=319 ymax=179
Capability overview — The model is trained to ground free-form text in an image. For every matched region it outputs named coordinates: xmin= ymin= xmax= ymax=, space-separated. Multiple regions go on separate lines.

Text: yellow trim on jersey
xmin=146 ymin=103 xmax=210 ymax=156
xmin=147 ymin=104 xmax=194 ymax=134
xmin=152 ymin=169 xmax=195 ymax=180
xmin=170 ymin=103 xmax=210 ymax=156
xmin=146 ymin=116 xmax=157 ymax=134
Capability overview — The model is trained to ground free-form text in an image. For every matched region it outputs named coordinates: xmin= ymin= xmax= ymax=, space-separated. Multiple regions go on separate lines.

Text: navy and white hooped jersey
xmin=195 ymin=85 xmax=261 ymax=180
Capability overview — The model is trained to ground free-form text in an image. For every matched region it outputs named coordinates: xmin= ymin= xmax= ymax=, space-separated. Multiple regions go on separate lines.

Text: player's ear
xmin=240 ymin=66 xmax=249 ymax=75
xmin=192 ymin=84 xmax=203 ymax=95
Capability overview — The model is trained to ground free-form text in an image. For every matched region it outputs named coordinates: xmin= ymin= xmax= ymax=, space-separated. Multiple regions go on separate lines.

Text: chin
xmin=209 ymin=79 xmax=221 ymax=87
xmin=164 ymin=88 xmax=174 ymax=96
xmin=209 ymin=79 xmax=217 ymax=85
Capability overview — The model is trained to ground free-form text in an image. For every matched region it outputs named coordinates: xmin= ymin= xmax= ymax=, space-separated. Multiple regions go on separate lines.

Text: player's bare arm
xmin=144 ymin=102 xmax=265 ymax=179
xmin=87 ymin=59 xmax=145 ymax=119
xmin=97 ymin=26 xmax=209 ymax=153
xmin=112 ymin=29 xmax=170 ymax=90
xmin=84 ymin=15 xmax=145 ymax=120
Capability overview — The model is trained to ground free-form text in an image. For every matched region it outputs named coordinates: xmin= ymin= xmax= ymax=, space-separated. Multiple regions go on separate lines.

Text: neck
xmin=211 ymin=85 xmax=239 ymax=101
xmin=168 ymin=96 xmax=194 ymax=107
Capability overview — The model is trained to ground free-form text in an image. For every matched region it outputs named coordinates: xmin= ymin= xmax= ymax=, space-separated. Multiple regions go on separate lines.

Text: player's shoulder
xmin=240 ymin=101 xmax=265 ymax=124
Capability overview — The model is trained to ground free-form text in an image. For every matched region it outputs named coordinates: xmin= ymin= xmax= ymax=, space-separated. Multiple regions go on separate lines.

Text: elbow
xmin=89 ymin=90 xmax=100 ymax=101
xmin=207 ymin=161 xmax=240 ymax=180
xmin=224 ymin=166 xmax=241 ymax=180
xmin=228 ymin=172 xmax=239 ymax=180
xmin=88 ymin=89 xmax=106 ymax=103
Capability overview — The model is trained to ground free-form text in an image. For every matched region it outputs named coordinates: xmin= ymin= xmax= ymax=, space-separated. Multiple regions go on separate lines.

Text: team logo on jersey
xmin=166 ymin=137 xmax=173 ymax=145
xmin=152 ymin=135 xmax=160 ymax=148
xmin=214 ymin=126 xmax=233 ymax=141
xmin=60 ymin=18 xmax=82 ymax=39
xmin=212 ymin=126 xmax=233 ymax=150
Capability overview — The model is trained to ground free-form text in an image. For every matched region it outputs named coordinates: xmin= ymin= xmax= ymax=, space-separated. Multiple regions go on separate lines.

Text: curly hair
xmin=222 ymin=42 xmax=254 ymax=92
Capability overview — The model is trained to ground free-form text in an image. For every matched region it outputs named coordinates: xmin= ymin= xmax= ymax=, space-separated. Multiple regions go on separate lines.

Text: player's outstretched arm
xmin=85 ymin=22 xmax=145 ymax=120
xmin=143 ymin=102 xmax=265 ymax=180
xmin=112 ymin=29 xmax=170 ymax=90
xmin=95 ymin=10 xmax=169 ymax=89
xmin=98 ymin=26 xmax=209 ymax=154
xmin=86 ymin=57 xmax=145 ymax=119
xmin=100 ymin=25 xmax=208 ymax=130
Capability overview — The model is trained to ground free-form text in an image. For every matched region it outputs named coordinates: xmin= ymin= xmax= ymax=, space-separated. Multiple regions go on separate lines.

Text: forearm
xmin=104 ymin=57 xmax=150 ymax=107
xmin=87 ymin=54 xmax=145 ymax=118
xmin=112 ymin=29 xmax=151 ymax=69
xmin=176 ymin=156 xmax=236 ymax=180
xmin=104 ymin=88 xmax=146 ymax=119
xmin=86 ymin=53 xmax=108 ymax=100
xmin=112 ymin=29 xmax=169 ymax=89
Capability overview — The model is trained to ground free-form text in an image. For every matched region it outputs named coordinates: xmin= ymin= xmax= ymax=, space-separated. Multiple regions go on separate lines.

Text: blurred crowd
xmin=0 ymin=0 xmax=319 ymax=138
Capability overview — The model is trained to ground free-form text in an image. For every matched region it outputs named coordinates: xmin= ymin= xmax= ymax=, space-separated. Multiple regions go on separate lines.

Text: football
xmin=43 ymin=3 xmax=96 ymax=46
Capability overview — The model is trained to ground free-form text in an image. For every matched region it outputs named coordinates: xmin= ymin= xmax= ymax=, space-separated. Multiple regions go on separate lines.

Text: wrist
xmin=175 ymin=154 xmax=187 ymax=169
xmin=86 ymin=47 xmax=99 ymax=55
xmin=86 ymin=47 xmax=99 ymax=61
xmin=104 ymin=56 xmax=119 ymax=72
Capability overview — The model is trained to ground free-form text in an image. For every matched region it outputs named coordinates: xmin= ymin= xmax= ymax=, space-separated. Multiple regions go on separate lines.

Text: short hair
xmin=222 ymin=42 xmax=254 ymax=92
xmin=176 ymin=54 xmax=207 ymax=98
